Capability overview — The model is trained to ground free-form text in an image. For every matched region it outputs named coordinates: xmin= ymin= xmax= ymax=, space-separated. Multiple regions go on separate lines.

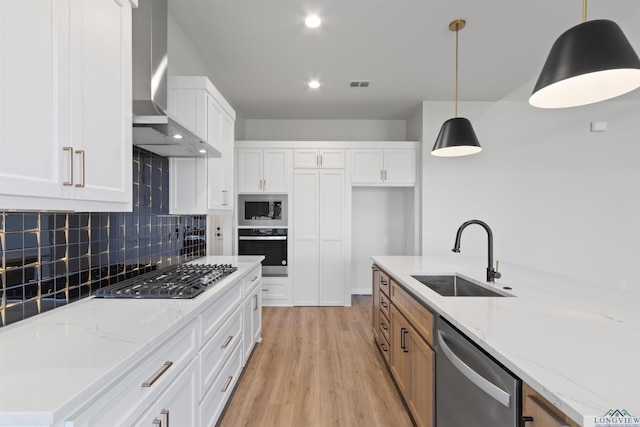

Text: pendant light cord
xmin=582 ymin=0 xmax=587 ymax=22
xmin=455 ymin=24 xmax=459 ymax=117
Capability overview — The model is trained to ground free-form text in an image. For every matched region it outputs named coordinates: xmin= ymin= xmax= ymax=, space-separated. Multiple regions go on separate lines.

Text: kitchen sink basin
xmin=411 ymin=275 xmax=511 ymax=297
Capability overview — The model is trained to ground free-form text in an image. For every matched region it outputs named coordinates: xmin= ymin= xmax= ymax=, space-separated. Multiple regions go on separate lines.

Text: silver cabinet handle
xmin=221 ymin=375 xmax=233 ymax=392
xmin=152 ymin=419 xmax=162 ymax=427
xmin=141 ymin=361 xmax=173 ymax=387
xmin=261 ymin=288 xmax=269 ymax=292
xmin=253 ymin=294 xmax=258 ymax=311
xmin=63 ymin=147 xmax=73 ymax=186
xmin=221 ymin=335 xmax=233 ymax=349
xmin=263 ymin=179 xmax=266 ymax=190
xmin=222 ymin=190 xmax=228 ymax=206
xmin=380 ymin=170 xmax=384 ymax=181
xmin=74 ymin=149 xmax=85 ymax=188
xmin=251 ymin=276 xmax=258 ymax=281
xmin=384 ymin=169 xmax=388 ymax=181
xmin=319 ymin=154 xmax=323 ymax=166
xmin=438 ymin=331 xmax=511 ymax=408
xmin=160 ymin=409 xmax=169 ymax=427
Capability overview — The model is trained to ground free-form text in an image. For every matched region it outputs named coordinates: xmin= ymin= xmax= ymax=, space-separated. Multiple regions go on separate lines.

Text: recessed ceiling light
xmin=172 ymin=134 xmax=183 ymax=140
xmin=199 ymin=149 xmax=207 ymax=154
xmin=305 ymin=15 xmax=321 ymax=28
xmin=308 ymin=80 xmax=320 ymax=89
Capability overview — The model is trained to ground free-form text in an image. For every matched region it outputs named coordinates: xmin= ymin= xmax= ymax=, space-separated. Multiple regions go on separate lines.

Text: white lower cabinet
xmin=200 ymin=341 xmax=244 ymax=427
xmin=261 ymin=276 xmax=291 ymax=306
xmin=293 ymin=169 xmax=346 ymax=305
xmin=61 ymin=264 xmax=262 ymax=427
xmin=242 ymin=275 xmax=262 ymax=364
xmin=133 ymin=358 xmax=199 ymax=427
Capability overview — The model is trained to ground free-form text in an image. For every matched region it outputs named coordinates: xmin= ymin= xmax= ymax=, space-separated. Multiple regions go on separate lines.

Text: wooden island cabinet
xmin=372 ymin=264 xmax=434 ymax=427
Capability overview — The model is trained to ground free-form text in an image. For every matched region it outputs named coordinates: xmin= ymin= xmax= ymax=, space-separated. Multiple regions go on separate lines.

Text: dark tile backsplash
xmin=0 ymin=147 xmax=206 ymax=327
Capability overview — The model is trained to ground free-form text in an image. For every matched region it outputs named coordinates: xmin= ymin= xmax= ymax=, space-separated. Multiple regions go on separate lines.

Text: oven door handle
xmin=438 ymin=330 xmax=511 ymax=408
xmin=238 ymin=236 xmax=287 ymax=241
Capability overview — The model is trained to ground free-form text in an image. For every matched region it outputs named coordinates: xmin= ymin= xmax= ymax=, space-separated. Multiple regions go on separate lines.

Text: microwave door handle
xmin=437 ymin=330 xmax=512 ymax=408
xmin=238 ymin=236 xmax=287 ymax=241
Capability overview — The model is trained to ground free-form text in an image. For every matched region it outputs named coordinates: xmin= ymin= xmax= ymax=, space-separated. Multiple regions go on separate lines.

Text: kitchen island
xmin=372 ymin=255 xmax=640 ymax=426
xmin=0 ymin=256 xmax=264 ymax=427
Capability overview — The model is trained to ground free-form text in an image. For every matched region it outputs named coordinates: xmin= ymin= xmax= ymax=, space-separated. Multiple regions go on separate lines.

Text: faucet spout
xmin=452 ymin=219 xmax=502 ymax=282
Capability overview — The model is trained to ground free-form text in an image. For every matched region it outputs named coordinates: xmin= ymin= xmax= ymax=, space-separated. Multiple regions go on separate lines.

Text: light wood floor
xmin=218 ymin=296 xmax=414 ymax=427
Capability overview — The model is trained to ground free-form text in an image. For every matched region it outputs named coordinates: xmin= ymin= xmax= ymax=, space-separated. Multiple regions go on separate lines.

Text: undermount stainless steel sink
xmin=411 ymin=275 xmax=512 ymax=297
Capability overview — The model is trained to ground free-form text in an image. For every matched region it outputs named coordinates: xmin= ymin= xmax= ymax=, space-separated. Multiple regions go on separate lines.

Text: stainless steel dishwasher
xmin=436 ymin=317 xmax=520 ymax=427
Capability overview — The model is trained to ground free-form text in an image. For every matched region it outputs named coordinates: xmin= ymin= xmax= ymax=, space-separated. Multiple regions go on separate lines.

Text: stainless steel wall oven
xmin=238 ymin=228 xmax=288 ymax=276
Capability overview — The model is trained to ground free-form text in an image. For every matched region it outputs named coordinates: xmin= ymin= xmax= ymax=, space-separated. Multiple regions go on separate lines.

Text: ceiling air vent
xmin=349 ymin=80 xmax=371 ymax=88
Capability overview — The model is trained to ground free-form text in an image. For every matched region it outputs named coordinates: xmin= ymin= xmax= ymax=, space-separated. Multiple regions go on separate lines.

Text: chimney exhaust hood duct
xmin=132 ymin=0 xmax=220 ymax=157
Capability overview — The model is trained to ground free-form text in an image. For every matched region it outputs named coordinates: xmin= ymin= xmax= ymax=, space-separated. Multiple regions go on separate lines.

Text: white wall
xmin=421 ymin=100 xmax=640 ymax=292
xmin=244 ymin=119 xmax=407 ymax=141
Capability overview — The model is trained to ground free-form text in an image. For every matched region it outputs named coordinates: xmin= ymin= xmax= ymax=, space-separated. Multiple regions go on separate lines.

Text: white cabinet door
xmin=209 ymin=112 xmax=234 ymax=210
xmin=351 ymin=148 xmax=416 ymax=186
xmin=318 ymin=170 xmax=345 ymax=305
xmin=168 ymin=89 xmax=207 ymax=141
xmin=263 ymin=149 xmax=288 ymax=192
xmin=0 ymin=0 xmax=67 ymax=203
xmin=293 ymin=170 xmax=319 ymax=305
xmin=0 ymin=0 xmax=132 ymax=211
xmin=294 ymin=149 xmax=345 ymax=169
xmin=237 ymin=149 xmax=289 ymax=193
xmin=133 ymin=359 xmax=199 ymax=427
xmin=293 ymin=169 xmax=346 ymax=306
xmin=242 ymin=284 xmax=262 ymax=364
xmin=351 ymin=149 xmax=384 ymax=183
xmin=169 ymin=157 xmax=208 ymax=214
xmin=68 ymin=0 xmax=132 ymax=206
xmin=261 ymin=276 xmax=291 ymax=306
xmin=237 ymin=149 xmax=263 ymax=193
xmin=384 ymin=149 xmax=416 ymax=185
xmin=207 ymin=94 xmax=223 ymax=155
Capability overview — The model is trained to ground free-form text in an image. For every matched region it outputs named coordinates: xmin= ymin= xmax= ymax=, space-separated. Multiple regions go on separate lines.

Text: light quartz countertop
xmin=0 ymin=256 xmax=263 ymax=426
xmin=371 ymin=255 xmax=640 ymax=426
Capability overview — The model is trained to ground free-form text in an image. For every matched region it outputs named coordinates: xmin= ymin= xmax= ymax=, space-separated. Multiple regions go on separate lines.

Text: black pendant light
xmin=432 ymin=19 xmax=482 ymax=157
xmin=530 ymin=0 xmax=640 ymax=108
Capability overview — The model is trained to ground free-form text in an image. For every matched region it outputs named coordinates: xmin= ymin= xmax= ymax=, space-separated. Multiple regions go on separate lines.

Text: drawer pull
xmin=381 ymin=323 xmax=388 ymax=331
xmin=381 ymin=301 xmax=388 ymax=308
xmin=221 ymin=335 xmax=234 ymax=349
xmin=161 ymin=409 xmax=169 ymax=427
xmin=152 ymin=419 xmax=162 ymax=427
xmin=381 ymin=342 xmax=388 ymax=352
xmin=222 ymin=375 xmax=233 ymax=392
xmin=141 ymin=361 xmax=173 ymax=387
xmin=262 ymin=288 xmax=269 ymax=292
xmin=251 ymin=276 xmax=258 ymax=281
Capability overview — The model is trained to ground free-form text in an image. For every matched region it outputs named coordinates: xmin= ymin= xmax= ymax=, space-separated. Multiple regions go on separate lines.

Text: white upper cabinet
xmin=0 ymin=0 xmax=133 ymax=211
xmin=294 ymin=149 xmax=345 ymax=169
xmin=351 ymin=148 xmax=416 ymax=186
xmin=167 ymin=76 xmax=236 ymax=212
xmin=237 ymin=149 xmax=290 ymax=193
xmin=169 ymin=157 xmax=208 ymax=215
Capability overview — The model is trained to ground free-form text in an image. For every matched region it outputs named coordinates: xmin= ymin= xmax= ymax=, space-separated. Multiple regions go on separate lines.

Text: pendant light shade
xmin=431 ymin=19 xmax=482 ymax=157
xmin=530 ymin=18 xmax=640 ymax=108
xmin=432 ymin=118 xmax=482 ymax=157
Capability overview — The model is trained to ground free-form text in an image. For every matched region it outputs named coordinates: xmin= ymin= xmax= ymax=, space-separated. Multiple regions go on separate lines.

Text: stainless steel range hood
xmin=132 ymin=0 xmax=219 ymax=157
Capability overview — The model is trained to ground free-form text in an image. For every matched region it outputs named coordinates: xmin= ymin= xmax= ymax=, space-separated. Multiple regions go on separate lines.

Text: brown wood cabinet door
xmin=390 ymin=304 xmax=411 ymax=398
xmin=372 ymin=267 xmax=380 ymax=341
xmin=522 ymin=383 xmax=579 ymax=427
xmin=407 ymin=329 xmax=434 ymax=427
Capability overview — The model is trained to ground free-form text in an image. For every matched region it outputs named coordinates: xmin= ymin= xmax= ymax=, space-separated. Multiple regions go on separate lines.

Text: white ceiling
xmin=169 ymin=0 xmax=640 ymax=120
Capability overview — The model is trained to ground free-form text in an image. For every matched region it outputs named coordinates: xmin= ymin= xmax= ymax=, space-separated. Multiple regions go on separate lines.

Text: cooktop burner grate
xmin=94 ymin=264 xmax=238 ymax=299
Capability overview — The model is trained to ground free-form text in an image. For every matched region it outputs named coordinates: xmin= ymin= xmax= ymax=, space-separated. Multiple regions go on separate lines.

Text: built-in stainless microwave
xmin=238 ymin=194 xmax=288 ymax=227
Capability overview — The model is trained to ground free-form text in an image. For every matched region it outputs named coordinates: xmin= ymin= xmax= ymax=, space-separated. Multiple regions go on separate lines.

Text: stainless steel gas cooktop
xmin=94 ymin=264 xmax=237 ymax=299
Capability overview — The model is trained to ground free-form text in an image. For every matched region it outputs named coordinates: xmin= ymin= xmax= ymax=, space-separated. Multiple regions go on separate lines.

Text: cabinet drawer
xmin=378 ymin=329 xmax=390 ymax=365
xmin=65 ymin=319 xmax=198 ymax=425
xmin=379 ymin=270 xmax=391 ymax=296
xmin=379 ymin=290 xmax=391 ymax=319
xmin=261 ymin=281 xmax=287 ymax=300
xmin=200 ymin=340 xmax=244 ymax=427
xmin=200 ymin=306 xmax=243 ymax=401
xmin=390 ymin=280 xmax=433 ymax=346
xmin=243 ymin=266 xmax=261 ymax=296
xmin=379 ymin=309 xmax=390 ymax=342
xmin=201 ymin=280 xmax=243 ymax=342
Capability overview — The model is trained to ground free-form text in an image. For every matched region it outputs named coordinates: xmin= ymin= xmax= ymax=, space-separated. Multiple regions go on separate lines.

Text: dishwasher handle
xmin=438 ymin=330 xmax=512 ymax=408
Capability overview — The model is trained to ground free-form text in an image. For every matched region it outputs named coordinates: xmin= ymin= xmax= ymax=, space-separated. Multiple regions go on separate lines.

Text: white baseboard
xmin=351 ymin=288 xmax=372 ymax=295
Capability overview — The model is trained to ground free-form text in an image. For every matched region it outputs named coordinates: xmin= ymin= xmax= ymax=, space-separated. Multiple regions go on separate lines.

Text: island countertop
xmin=0 ymin=256 xmax=263 ymax=426
xmin=371 ymin=255 xmax=640 ymax=426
